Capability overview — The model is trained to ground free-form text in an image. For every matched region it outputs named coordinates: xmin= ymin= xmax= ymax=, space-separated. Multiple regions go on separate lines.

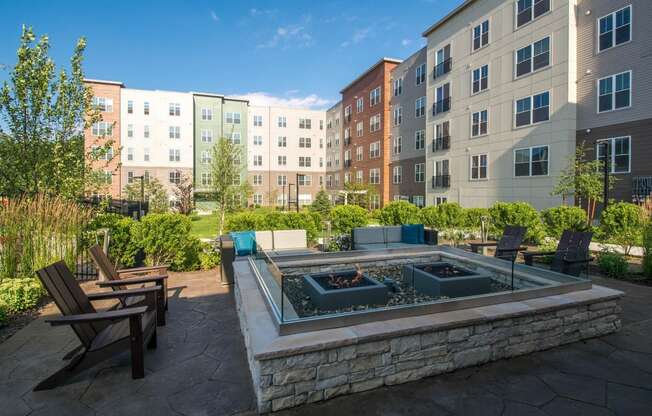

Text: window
xmin=356 ymin=97 xmax=364 ymax=113
xmin=319 ymin=157 xmax=323 ymax=167
xmin=472 ymin=110 xmax=488 ymax=137
xmin=143 ymin=148 xmax=150 ymax=162
xmin=253 ymin=194 xmax=263 ymax=205
xmin=370 ymin=114 xmax=381 ymax=133
xmin=393 ymin=106 xmax=402 ymax=126
xmin=277 ymin=175 xmax=287 ymax=186
xmin=344 ymin=150 xmax=351 ymax=165
xmin=201 ymin=173 xmax=212 ymax=186
xmin=299 ymin=157 xmax=311 ymax=167
xmin=169 ymin=171 xmax=181 ymax=184
xmin=127 ymin=100 xmax=133 ymax=114
xmin=415 ymin=130 xmax=425 ymax=150
xmin=298 ymin=175 xmax=312 ymax=186
xmin=201 ymin=150 xmax=212 ymax=164
xmin=225 ymin=112 xmax=241 ymax=124
xmin=92 ymin=122 xmax=113 ymax=137
xmin=169 ymin=126 xmax=180 ymax=139
xmin=597 ymin=137 xmax=631 ymax=174
xmin=434 ymin=121 xmax=451 ymax=151
xmin=127 ymin=171 xmax=134 ymax=184
xmin=415 ymin=163 xmax=425 ymax=183
xmin=343 ymin=173 xmax=350 ymax=185
xmin=127 ymin=124 xmax=133 ymax=138
xmin=370 ymin=195 xmax=380 ymax=210
xmin=599 ymin=5 xmax=631 ymax=52
xmin=598 ymin=71 xmax=631 ymax=113
xmin=434 ymin=196 xmax=448 ymax=206
xmin=299 ymin=118 xmax=312 ymax=129
xmin=471 ymin=154 xmax=488 ymax=180
xmin=144 ymin=102 xmax=149 ymax=115
xmin=356 ymin=121 xmax=363 ymax=137
xmin=435 ymin=45 xmax=452 ymax=78
xmin=356 ymin=170 xmax=363 ymax=184
xmin=393 ymin=166 xmax=402 ymax=184
xmin=320 ymin=120 xmax=324 ymax=130
xmin=356 ymin=146 xmax=363 ymax=161
xmin=472 ymin=20 xmax=489 ymax=51
xmin=370 ymin=87 xmax=381 ymax=106
xmin=144 ymin=125 xmax=150 ymax=138
xmin=517 ymin=0 xmax=550 ymax=28
xmin=127 ymin=147 xmax=134 ymax=161
xmin=253 ymin=155 xmax=262 ymax=166
xmin=370 ymin=141 xmax=381 ymax=158
xmin=278 ymin=116 xmax=287 ymax=127
xmin=169 ymin=103 xmax=180 ymax=116
xmin=278 ymin=155 xmax=287 ymax=166
xmin=415 ymin=97 xmax=426 ymax=118
xmin=433 ymin=83 xmax=451 ymax=116
xmin=277 ymin=136 xmax=287 ymax=147
xmin=413 ymin=195 xmax=425 ymax=207
xmin=514 ymin=146 xmax=548 ymax=176
xmin=201 ymin=108 xmax=213 ymax=121
xmin=320 ymin=138 xmax=323 ymax=149
xmin=253 ymin=135 xmax=263 ymax=146
xmin=228 ymin=132 xmax=241 ymax=144
xmin=369 ymin=168 xmax=380 ymax=185
xmin=326 ymin=155 xmax=332 ymax=168
xmin=92 ymin=145 xmax=113 ymax=161
xmin=393 ymin=78 xmax=403 ymax=96
xmin=344 ymin=106 xmax=351 ymax=122
xmin=201 ymin=129 xmax=213 ymax=143
xmin=393 ymin=136 xmax=402 ymax=154
xmin=472 ymin=65 xmax=489 ymax=94
xmin=416 ymin=63 xmax=426 ymax=86
xmin=253 ymin=115 xmax=263 ymax=127
xmin=232 ymin=174 xmax=241 ymax=185
xmin=435 ymin=160 xmax=450 ymax=179
xmin=277 ymin=194 xmax=287 ymax=207
xmin=515 ymin=91 xmax=549 ymax=127
xmin=232 ymin=154 xmax=241 ymax=166
xmin=516 ymin=37 xmax=550 ymax=77
xmin=100 ymin=171 xmax=112 ymax=185
xmin=253 ymin=174 xmax=263 ymax=185
xmin=169 ymin=149 xmax=180 ymax=162
xmin=299 ymin=137 xmax=312 ymax=148
xmin=92 ymin=97 xmax=113 ymax=112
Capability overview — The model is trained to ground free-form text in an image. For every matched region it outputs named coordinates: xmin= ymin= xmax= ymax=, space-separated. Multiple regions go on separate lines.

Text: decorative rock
xmin=448 ymin=327 xmax=471 ymax=343
xmin=350 ymin=369 xmax=375 ymax=383
xmin=390 ymin=335 xmax=421 ymax=355
xmin=350 ymin=354 xmax=384 ymax=372
xmin=261 ymin=384 xmax=294 ymax=402
xmin=421 ymin=331 xmax=447 ymax=347
xmin=272 ymin=396 xmax=295 ymax=412
xmin=453 ymin=346 xmax=491 ymax=368
xmin=350 ymin=377 xmax=384 ymax=393
xmin=324 ymin=384 xmax=350 ymax=400
xmin=357 ymin=340 xmax=390 ymax=356
xmin=294 ymin=380 xmax=315 ymax=395
xmin=316 ymin=375 xmax=348 ymax=390
xmin=317 ymin=361 xmax=349 ymax=380
xmin=273 ymin=367 xmax=316 ymax=385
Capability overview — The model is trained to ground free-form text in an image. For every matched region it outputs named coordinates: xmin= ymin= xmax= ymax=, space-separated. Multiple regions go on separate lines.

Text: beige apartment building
xmin=325 ymin=101 xmax=343 ymax=201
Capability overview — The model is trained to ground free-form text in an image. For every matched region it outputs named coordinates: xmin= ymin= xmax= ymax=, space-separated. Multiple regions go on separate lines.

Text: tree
xmin=552 ymin=144 xmax=615 ymax=224
xmin=0 ymin=26 xmax=115 ymax=198
xmin=309 ymin=189 xmax=332 ymax=218
xmin=123 ymin=177 xmax=169 ymax=214
xmin=342 ymin=182 xmax=379 ymax=210
xmin=209 ymin=137 xmax=251 ymax=235
xmin=172 ymin=172 xmax=194 ymax=215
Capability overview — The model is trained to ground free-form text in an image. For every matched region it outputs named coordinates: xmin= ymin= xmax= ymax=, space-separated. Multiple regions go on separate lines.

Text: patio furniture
xmin=468 ymin=225 xmax=527 ymax=261
xmin=351 ymin=225 xmax=438 ymax=250
xmin=522 ymin=230 xmax=594 ymax=277
xmin=35 ymin=261 xmax=158 ymax=391
xmin=88 ymin=245 xmax=168 ymax=326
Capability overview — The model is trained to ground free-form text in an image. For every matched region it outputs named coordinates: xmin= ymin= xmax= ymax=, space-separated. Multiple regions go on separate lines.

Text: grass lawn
xmin=190 ymin=214 xmax=219 ymax=239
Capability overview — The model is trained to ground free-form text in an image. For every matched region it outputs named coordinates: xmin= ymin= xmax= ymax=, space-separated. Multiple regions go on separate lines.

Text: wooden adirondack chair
xmin=468 ymin=225 xmax=528 ymax=261
xmin=35 ymin=261 xmax=158 ymax=391
xmin=522 ymin=230 xmax=594 ymax=277
xmin=88 ymin=245 xmax=168 ymax=326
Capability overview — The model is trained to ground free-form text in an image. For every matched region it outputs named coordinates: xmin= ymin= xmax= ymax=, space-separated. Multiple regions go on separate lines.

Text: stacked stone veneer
xmin=249 ymin=299 xmax=621 ymax=413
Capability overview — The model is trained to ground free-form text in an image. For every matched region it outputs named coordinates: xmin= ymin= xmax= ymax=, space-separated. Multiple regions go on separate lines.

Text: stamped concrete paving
xmin=1 ymin=272 xmax=651 ymax=416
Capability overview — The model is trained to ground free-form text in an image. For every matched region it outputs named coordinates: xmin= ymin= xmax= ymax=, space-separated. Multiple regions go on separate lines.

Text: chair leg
xmin=129 ymin=315 xmax=145 ymax=379
xmin=156 ymin=286 xmax=166 ymax=327
xmin=147 ymin=328 xmax=157 ymax=350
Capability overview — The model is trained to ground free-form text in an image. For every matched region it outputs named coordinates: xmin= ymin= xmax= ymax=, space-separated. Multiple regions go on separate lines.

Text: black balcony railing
xmin=344 ymin=159 xmax=352 ymax=168
xmin=432 ymin=97 xmax=451 ymax=116
xmin=431 ymin=175 xmax=451 ymax=189
xmin=433 ymin=58 xmax=452 ymax=79
xmin=431 ymin=136 xmax=450 ymax=152
xmin=344 ymin=137 xmax=351 ymax=146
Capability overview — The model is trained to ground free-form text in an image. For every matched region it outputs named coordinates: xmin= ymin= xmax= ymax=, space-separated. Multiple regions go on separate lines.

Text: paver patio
xmin=1 ymin=270 xmax=650 ymax=416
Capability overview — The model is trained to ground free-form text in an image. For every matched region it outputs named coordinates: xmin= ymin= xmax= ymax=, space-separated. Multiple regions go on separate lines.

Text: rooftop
xmin=339 ymin=57 xmax=403 ymax=94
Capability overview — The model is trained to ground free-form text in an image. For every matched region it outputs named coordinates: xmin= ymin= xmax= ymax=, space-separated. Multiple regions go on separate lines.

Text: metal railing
xmin=431 ymin=175 xmax=451 ymax=189
xmin=433 ymin=58 xmax=452 ymax=79
xmin=432 ymin=97 xmax=451 ymax=116
xmin=432 ymin=136 xmax=450 ymax=152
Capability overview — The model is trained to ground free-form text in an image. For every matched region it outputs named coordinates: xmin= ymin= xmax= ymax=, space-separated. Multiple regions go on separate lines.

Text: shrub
xmin=225 ymin=210 xmax=265 ymax=232
xmin=540 ymin=206 xmax=588 ymax=239
xmin=420 ymin=203 xmax=464 ymax=230
xmin=198 ymin=243 xmax=221 ymax=270
xmin=600 ymin=202 xmax=643 ymax=255
xmin=643 ymin=221 xmax=652 ymax=279
xmin=462 ymin=207 xmax=490 ymax=230
xmin=534 ymin=239 xmax=560 ymax=264
xmin=329 ymin=205 xmax=369 ymax=235
xmin=226 ymin=209 xmax=321 ymax=243
xmin=378 ymin=201 xmax=421 ymax=225
xmin=310 ymin=190 xmax=332 ymax=218
xmin=282 ymin=211 xmax=321 ymax=243
xmin=88 ymin=213 xmax=140 ymax=267
xmin=0 ymin=301 xmax=7 ymax=324
xmin=597 ymin=250 xmax=629 ymax=279
xmin=489 ymin=201 xmax=544 ymax=243
xmin=0 ymin=278 xmax=45 ymax=314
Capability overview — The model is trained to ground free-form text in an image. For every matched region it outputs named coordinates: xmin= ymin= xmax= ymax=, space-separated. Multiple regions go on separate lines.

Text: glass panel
xmin=533 ymin=0 xmax=550 ymax=18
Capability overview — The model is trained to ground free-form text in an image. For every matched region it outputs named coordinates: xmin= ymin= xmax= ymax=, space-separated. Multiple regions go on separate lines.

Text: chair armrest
xmin=45 ymin=306 xmax=148 ymax=326
xmin=562 ymin=257 xmax=594 ymax=265
xmin=87 ymin=286 xmax=160 ymax=300
xmin=97 ymin=275 xmax=167 ymax=287
xmin=117 ymin=265 xmax=169 ymax=275
xmin=469 ymin=241 xmax=498 ymax=248
xmin=522 ymin=251 xmax=557 ymax=258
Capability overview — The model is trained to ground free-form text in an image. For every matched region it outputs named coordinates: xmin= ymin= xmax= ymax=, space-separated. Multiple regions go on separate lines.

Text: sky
xmin=0 ymin=0 xmax=462 ymax=110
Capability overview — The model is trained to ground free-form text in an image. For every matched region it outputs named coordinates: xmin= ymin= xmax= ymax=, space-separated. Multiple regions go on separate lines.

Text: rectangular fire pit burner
xmin=403 ymin=262 xmax=492 ymax=298
xmin=303 ymin=269 xmax=388 ymax=310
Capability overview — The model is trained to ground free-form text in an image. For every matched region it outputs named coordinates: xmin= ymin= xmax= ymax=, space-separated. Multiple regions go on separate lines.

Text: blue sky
xmin=0 ymin=0 xmax=462 ymax=109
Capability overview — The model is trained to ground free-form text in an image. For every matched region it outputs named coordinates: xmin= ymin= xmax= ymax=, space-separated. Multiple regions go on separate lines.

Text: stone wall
xmin=252 ymin=299 xmax=621 ymax=413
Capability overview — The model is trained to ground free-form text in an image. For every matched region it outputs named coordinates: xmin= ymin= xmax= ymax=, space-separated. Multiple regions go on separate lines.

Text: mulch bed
xmin=0 ymin=297 xmax=50 ymax=345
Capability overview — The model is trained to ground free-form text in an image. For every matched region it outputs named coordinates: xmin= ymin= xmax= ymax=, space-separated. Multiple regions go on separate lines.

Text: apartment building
xmin=389 ymin=47 xmax=428 ymax=207
xmin=325 ymin=101 xmax=343 ymax=201
xmin=341 ymin=58 xmax=401 ymax=208
xmin=576 ymin=0 xmax=652 ymax=206
xmin=120 ymin=88 xmax=194 ymax=198
xmin=423 ymin=0 xmax=578 ymax=210
xmin=247 ymin=106 xmax=326 ymax=207
xmin=84 ymin=79 xmax=124 ymax=197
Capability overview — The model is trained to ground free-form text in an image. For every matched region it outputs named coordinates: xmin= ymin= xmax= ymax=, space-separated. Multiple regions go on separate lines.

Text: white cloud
xmin=401 ymin=39 xmax=412 ymax=46
xmin=257 ymin=23 xmax=313 ymax=49
xmin=340 ymin=27 xmax=372 ymax=48
xmin=231 ymin=92 xmax=332 ymax=110
xmin=249 ymin=8 xmax=277 ymax=18
xmin=209 ymin=10 xmax=219 ymax=22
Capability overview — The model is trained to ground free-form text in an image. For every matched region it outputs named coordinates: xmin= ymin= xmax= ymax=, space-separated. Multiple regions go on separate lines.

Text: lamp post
xmin=132 ymin=175 xmax=145 ymax=219
xmin=296 ymin=173 xmax=303 ymax=212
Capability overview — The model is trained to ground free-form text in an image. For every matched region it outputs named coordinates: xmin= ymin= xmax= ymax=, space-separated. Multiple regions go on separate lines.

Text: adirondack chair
xmin=522 ymin=230 xmax=594 ymax=277
xmin=468 ymin=225 xmax=528 ymax=261
xmin=88 ymin=245 xmax=168 ymax=326
xmin=35 ymin=261 xmax=158 ymax=391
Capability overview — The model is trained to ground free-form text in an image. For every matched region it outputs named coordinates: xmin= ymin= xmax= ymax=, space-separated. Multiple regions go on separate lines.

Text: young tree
xmin=172 ymin=172 xmax=194 ymax=215
xmin=123 ymin=177 xmax=169 ymax=214
xmin=309 ymin=189 xmax=332 ymax=218
xmin=209 ymin=137 xmax=251 ymax=235
xmin=0 ymin=26 xmax=115 ymax=198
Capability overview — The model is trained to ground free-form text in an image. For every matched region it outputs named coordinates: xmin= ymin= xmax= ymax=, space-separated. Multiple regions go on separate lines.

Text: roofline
xmin=391 ymin=46 xmax=427 ymax=72
xmin=422 ymin=0 xmax=476 ymax=38
xmin=327 ymin=100 xmax=342 ymax=112
xmin=83 ymin=78 xmax=124 ymax=87
xmin=191 ymin=91 xmax=225 ymax=98
xmin=339 ymin=57 xmax=402 ymax=94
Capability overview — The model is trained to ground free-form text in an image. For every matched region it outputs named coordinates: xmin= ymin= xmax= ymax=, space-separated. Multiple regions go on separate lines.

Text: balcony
xmin=432 ymin=97 xmax=451 ymax=116
xmin=433 ymin=58 xmax=452 ymax=79
xmin=344 ymin=137 xmax=351 ymax=146
xmin=432 ymin=136 xmax=450 ymax=152
xmin=344 ymin=159 xmax=352 ymax=168
xmin=344 ymin=114 xmax=351 ymax=124
xmin=431 ymin=175 xmax=450 ymax=189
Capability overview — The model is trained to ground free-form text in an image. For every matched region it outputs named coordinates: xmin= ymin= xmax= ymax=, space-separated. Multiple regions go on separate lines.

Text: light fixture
xmin=585 ymin=10 xmax=591 ymax=16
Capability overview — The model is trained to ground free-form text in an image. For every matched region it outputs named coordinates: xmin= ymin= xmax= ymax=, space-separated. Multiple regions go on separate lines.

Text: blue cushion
xmin=230 ymin=231 xmax=256 ymax=256
xmin=401 ymin=224 xmax=424 ymax=244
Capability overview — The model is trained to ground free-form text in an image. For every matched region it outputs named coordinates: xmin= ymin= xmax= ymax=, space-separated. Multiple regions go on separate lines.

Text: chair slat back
xmin=495 ymin=226 xmax=527 ymax=258
xmin=89 ymin=245 xmax=121 ymax=284
xmin=36 ymin=261 xmax=103 ymax=347
xmin=552 ymin=231 xmax=593 ymax=277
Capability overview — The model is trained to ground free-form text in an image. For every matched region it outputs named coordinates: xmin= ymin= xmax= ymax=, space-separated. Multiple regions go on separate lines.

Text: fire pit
xmin=403 ymin=262 xmax=492 ymax=298
xmin=303 ymin=269 xmax=388 ymax=310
